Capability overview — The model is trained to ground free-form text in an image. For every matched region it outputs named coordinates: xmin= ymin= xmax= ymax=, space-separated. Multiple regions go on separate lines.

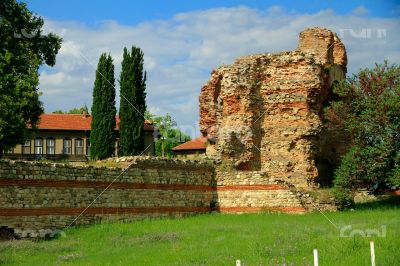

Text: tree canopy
xmin=325 ymin=61 xmax=400 ymax=208
xmin=119 ymin=46 xmax=147 ymax=156
xmin=0 ymin=0 xmax=62 ymax=154
xmin=145 ymin=111 xmax=191 ymax=157
xmin=52 ymin=105 xmax=89 ymax=114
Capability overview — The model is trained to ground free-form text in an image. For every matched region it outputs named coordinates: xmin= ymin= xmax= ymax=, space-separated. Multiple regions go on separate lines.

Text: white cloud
xmin=39 ymin=7 xmax=400 ymax=137
xmin=351 ymin=5 xmax=369 ymax=16
xmin=40 ymin=71 xmax=67 ymax=86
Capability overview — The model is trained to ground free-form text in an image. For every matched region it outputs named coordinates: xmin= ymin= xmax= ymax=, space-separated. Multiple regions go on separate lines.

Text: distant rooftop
xmin=33 ymin=113 xmax=154 ymax=131
xmin=172 ymin=137 xmax=207 ymax=151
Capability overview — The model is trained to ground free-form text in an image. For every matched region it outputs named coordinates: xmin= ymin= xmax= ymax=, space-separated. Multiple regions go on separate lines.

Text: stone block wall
xmin=215 ymin=171 xmax=305 ymax=213
xmin=0 ymin=158 xmax=215 ymax=238
xmin=0 ymin=157 xmax=315 ymax=238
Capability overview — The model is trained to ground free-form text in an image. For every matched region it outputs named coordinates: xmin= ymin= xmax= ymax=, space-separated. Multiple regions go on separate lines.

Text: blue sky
xmin=27 ymin=0 xmax=400 ymax=23
xmin=22 ymin=1 xmax=400 ymax=137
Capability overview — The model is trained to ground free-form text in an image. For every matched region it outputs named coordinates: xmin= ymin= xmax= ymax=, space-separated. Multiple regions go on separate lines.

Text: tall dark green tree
xmin=0 ymin=0 xmax=62 ymax=156
xmin=90 ymin=53 xmax=117 ymax=160
xmin=119 ymin=46 xmax=147 ymax=156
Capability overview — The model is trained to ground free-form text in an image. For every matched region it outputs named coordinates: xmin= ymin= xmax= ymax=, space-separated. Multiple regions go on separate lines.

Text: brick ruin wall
xmin=0 ymin=28 xmax=347 ymax=238
xmin=199 ymin=27 xmax=349 ymax=188
xmin=0 ymin=158 xmax=306 ymax=238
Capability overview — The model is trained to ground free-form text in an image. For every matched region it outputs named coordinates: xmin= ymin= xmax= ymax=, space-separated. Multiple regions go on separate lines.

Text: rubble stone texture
xmin=0 ymin=158 xmax=215 ymax=238
xmin=0 ymin=159 xmax=307 ymax=238
xmin=199 ymin=28 xmax=348 ymax=188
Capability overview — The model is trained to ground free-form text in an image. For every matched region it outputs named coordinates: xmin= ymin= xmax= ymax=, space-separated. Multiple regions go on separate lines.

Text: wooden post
xmin=313 ymin=249 xmax=319 ymax=266
xmin=236 ymin=259 xmax=241 ymax=266
xmin=370 ymin=241 xmax=375 ymax=266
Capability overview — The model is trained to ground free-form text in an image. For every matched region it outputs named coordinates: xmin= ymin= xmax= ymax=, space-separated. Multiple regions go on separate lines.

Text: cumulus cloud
xmin=38 ymin=6 xmax=400 ymax=137
xmin=40 ymin=71 xmax=67 ymax=87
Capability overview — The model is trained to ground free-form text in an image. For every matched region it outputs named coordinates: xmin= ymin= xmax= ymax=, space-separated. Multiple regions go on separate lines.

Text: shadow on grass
xmin=353 ymin=195 xmax=400 ymax=210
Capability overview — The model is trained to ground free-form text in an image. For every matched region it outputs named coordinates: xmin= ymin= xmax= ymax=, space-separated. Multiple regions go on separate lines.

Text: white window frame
xmin=34 ymin=138 xmax=43 ymax=155
xmin=46 ymin=138 xmax=55 ymax=155
xmin=63 ymin=139 xmax=72 ymax=154
xmin=75 ymin=139 xmax=84 ymax=155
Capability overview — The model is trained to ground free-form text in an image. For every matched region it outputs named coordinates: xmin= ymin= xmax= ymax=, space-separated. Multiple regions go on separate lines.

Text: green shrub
xmin=325 ymin=61 xmax=400 ymax=208
xmin=333 ymin=187 xmax=354 ymax=209
xmin=388 ymin=165 xmax=400 ymax=188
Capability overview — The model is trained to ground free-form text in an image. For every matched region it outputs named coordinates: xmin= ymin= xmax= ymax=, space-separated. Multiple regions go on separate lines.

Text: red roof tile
xmin=172 ymin=137 xmax=207 ymax=151
xmin=33 ymin=114 xmax=154 ymax=131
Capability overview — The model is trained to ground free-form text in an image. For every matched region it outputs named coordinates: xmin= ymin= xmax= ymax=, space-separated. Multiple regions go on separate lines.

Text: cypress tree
xmin=119 ymin=46 xmax=147 ymax=156
xmin=90 ymin=53 xmax=117 ymax=160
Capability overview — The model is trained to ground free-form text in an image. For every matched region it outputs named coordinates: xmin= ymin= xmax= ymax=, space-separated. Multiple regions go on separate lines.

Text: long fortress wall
xmin=0 ymin=158 xmax=305 ymax=238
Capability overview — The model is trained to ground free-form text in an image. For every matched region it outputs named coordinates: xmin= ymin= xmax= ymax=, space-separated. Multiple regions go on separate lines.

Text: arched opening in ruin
xmin=315 ymin=158 xmax=335 ymax=187
xmin=322 ymin=80 xmax=340 ymax=109
xmin=315 ymin=79 xmax=343 ymax=188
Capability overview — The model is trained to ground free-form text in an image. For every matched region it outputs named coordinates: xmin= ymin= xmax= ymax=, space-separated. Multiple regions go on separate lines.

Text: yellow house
xmin=3 ymin=113 xmax=155 ymax=161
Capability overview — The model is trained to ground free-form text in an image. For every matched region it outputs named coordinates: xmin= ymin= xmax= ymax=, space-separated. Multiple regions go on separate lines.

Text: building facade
xmin=3 ymin=113 xmax=155 ymax=161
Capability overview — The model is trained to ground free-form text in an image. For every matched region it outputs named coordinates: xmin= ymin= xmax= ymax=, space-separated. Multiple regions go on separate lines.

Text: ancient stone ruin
xmin=0 ymin=28 xmax=351 ymax=239
xmin=199 ymin=27 xmax=349 ymax=188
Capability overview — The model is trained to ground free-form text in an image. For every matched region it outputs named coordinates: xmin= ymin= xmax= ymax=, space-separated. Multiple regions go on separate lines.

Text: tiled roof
xmin=33 ymin=114 xmax=154 ymax=131
xmin=172 ymin=137 xmax=207 ymax=151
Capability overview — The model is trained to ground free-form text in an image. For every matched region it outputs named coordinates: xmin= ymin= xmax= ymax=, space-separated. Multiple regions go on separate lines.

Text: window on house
xmin=46 ymin=138 xmax=55 ymax=155
xmin=75 ymin=138 xmax=84 ymax=155
xmin=34 ymin=138 xmax=43 ymax=155
xmin=22 ymin=140 xmax=31 ymax=154
xmin=63 ymin=139 xmax=72 ymax=154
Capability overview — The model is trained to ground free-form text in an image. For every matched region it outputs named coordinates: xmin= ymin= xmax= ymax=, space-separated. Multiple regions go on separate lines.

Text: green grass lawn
xmin=1 ymin=198 xmax=399 ymax=266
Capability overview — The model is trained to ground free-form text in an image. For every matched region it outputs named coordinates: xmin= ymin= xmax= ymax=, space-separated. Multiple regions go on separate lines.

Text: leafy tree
xmin=145 ymin=111 xmax=191 ymax=157
xmin=90 ymin=53 xmax=116 ymax=160
xmin=52 ymin=105 xmax=89 ymax=114
xmin=52 ymin=110 xmax=64 ymax=114
xmin=0 ymin=0 xmax=62 ymax=156
xmin=325 ymin=61 xmax=400 ymax=208
xmin=119 ymin=46 xmax=147 ymax=156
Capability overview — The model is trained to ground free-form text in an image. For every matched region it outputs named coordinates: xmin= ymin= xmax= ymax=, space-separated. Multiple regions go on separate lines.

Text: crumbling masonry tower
xmin=199 ymin=28 xmax=348 ymax=188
